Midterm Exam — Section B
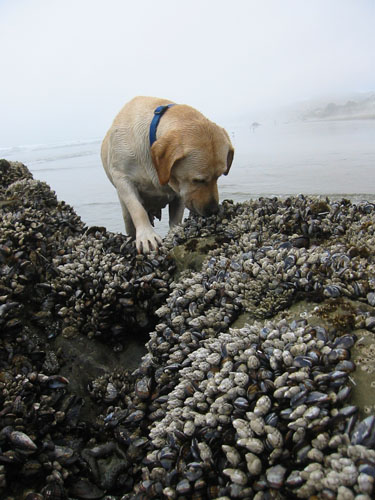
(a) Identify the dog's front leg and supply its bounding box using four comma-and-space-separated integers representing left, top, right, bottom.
114, 176, 162, 253
169, 196, 185, 228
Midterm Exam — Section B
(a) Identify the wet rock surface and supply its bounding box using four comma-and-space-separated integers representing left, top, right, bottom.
1, 159, 375, 499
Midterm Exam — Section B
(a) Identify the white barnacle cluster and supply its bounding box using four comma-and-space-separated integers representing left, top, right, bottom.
143, 315, 374, 498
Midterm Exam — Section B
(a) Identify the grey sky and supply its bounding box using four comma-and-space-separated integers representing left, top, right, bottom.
1, 0, 374, 146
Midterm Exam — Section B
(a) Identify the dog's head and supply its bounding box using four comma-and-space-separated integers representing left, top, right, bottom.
151, 123, 234, 216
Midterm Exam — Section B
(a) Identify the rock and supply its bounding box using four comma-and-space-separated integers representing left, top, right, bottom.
1, 161, 375, 499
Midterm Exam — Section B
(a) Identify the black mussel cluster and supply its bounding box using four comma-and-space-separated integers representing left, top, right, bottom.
0, 160, 176, 345
49, 231, 175, 343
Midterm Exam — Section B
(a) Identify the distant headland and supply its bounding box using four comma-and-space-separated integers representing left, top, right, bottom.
301, 93, 375, 121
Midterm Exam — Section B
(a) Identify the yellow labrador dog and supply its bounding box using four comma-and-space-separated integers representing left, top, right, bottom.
101, 96, 234, 253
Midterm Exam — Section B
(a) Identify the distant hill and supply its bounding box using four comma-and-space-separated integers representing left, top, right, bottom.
302, 93, 375, 121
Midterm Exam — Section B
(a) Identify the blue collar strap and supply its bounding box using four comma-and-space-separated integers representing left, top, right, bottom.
149, 104, 176, 147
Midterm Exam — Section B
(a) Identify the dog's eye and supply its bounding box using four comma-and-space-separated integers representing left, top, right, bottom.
193, 178, 207, 184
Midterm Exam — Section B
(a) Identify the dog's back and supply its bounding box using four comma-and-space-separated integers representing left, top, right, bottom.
101, 96, 174, 186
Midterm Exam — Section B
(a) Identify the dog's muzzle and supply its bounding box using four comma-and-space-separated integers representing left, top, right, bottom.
188, 199, 219, 217
202, 200, 219, 217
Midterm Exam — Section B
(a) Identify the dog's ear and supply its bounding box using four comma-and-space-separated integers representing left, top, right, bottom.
151, 132, 184, 185
224, 148, 234, 176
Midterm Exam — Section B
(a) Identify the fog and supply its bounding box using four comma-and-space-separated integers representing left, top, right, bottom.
1, 0, 374, 146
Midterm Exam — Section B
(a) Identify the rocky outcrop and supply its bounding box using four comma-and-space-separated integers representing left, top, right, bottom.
302, 94, 375, 121
1, 159, 375, 499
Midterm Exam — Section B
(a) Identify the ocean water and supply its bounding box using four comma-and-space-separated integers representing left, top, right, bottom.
1, 118, 375, 236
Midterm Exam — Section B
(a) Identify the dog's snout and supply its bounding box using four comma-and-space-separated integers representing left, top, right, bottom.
204, 200, 219, 216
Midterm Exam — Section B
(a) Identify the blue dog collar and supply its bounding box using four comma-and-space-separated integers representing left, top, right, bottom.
149, 104, 176, 147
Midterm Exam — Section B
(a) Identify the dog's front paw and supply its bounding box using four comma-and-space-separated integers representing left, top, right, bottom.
136, 227, 162, 254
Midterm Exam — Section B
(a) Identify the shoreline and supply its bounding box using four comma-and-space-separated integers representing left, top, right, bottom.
302, 114, 375, 122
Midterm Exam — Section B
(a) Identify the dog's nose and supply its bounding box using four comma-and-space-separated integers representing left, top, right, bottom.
204, 200, 219, 216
